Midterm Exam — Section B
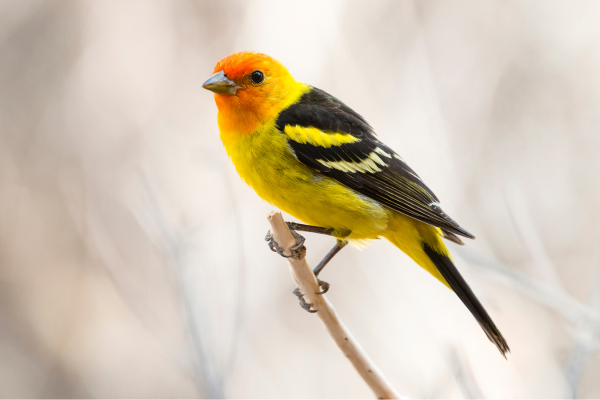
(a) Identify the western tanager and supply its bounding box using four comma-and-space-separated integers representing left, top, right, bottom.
203, 51, 509, 357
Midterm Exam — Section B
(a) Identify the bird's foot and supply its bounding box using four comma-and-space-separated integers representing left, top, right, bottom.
265, 227, 306, 259
292, 278, 329, 313
265, 221, 333, 313
292, 287, 317, 313
316, 278, 330, 295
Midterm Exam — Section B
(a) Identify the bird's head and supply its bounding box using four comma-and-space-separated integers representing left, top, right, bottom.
203, 52, 306, 136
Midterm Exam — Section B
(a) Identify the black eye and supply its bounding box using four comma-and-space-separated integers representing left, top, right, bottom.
250, 70, 264, 84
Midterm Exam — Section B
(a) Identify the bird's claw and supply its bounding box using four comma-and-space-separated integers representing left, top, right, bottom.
265, 230, 291, 258
316, 278, 330, 295
265, 226, 306, 260
289, 232, 306, 251
292, 278, 329, 312
292, 287, 318, 313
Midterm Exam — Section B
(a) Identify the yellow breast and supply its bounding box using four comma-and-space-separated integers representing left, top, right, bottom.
220, 120, 391, 240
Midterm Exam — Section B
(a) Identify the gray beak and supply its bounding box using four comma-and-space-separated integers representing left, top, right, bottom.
202, 70, 240, 95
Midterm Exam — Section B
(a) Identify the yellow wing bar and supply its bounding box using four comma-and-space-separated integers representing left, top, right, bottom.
284, 125, 360, 148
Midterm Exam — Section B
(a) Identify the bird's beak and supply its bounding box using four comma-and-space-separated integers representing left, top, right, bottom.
202, 70, 240, 95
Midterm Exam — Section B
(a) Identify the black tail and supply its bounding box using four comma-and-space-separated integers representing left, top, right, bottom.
423, 244, 510, 357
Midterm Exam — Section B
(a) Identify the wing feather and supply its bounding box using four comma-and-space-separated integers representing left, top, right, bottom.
276, 87, 474, 239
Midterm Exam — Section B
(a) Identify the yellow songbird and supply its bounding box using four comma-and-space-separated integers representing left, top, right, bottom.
203, 51, 509, 357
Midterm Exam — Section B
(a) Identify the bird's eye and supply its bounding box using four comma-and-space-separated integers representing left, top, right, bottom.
250, 70, 264, 84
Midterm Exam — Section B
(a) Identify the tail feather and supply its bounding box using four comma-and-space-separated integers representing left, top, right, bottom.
384, 212, 510, 357
423, 243, 510, 357
441, 229, 465, 246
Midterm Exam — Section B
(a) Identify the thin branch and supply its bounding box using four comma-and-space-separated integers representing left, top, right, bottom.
266, 211, 400, 399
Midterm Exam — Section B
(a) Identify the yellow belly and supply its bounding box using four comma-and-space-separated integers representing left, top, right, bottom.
221, 122, 391, 240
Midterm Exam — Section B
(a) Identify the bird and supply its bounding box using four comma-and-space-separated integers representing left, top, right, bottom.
202, 51, 509, 357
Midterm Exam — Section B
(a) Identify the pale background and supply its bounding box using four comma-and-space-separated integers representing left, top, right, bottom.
1, 0, 600, 398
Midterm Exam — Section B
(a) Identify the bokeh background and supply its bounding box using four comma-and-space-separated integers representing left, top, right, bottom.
1, 0, 600, 398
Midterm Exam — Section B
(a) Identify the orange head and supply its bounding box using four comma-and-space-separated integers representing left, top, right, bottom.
203, 52, 306, 137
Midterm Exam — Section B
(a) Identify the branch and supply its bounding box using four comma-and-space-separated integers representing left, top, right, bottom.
266, 211, 400, 399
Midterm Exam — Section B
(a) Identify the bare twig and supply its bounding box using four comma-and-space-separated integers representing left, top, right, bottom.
266, 211, 400, 399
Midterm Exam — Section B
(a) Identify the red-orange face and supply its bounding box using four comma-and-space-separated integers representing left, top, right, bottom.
212, 52, 279, 88
203, 52, 305, 137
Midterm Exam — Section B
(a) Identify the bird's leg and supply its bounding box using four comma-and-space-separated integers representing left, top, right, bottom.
286, 222, 335, 236
312, 239, 348, 294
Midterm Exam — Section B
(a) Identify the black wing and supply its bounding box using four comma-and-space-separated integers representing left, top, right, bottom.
276, 86, 474, 239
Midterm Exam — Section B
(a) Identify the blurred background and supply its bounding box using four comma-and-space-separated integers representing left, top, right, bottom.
1, 0, 599, 398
